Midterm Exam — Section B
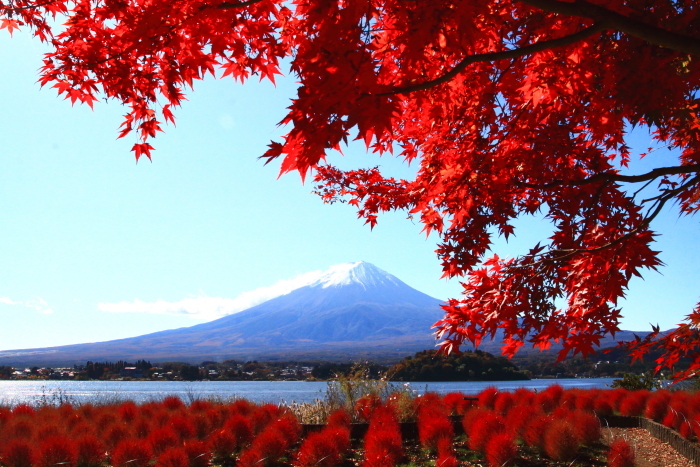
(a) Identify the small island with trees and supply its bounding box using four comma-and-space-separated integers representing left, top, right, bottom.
387, 349, 529, 382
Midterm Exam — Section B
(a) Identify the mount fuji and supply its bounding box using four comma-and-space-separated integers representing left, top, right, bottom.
0, 262, 449, 365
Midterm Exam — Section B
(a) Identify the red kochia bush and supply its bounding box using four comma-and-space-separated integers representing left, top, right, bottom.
12, 404, 35, 417
363, 429, 403, 467
222, 414, 254, 449
205, 408, 225, 432
0, 408, 12, 437
443, 392, 469, 415
593, 398, 614, 417
363, 406, 403, 467
209, 429, 237, 461
477, 387, 499, 409
111, 439, 153, 467
152, 408, 172, 428
327, 409, 352, 428
251, 404, 282, 434
190, 400, 213, 412
663, 409, 681, 430
229, 399, 254, 417
6, 420, 34, 440
76, 435, 106, 467
118, 401, 138, 422
645, 391, 671, 422
269, 414, 301, 448
418, 414, 453, 452
193, 414, 212, 440
436, 437, 457, 467
70, 421, 94, 438
105, 424, 133, 450
417, 400, 453, 453
1, 439, 35, 467
36, 424, 63, 441
247, 426, 290, 462
183, 440, 211, 467
574, 392, 595, 413
543, 419, 578, 462
607, 438, 635, 467
619, 391, 650, 417
493, 392, 514, 415
134, 419, 152, 439
170, 414, 196, 440
413, 392, 443, 413
511, 388, 535, 408
95, 413, 117, 433
155, 447, 189, 467
571, 411, 601, 447
236, 448, 265, 467
239, 417, 299, 467
162, 396, 185, 411
36, 436, 78, 467
237, 425, 290, 467
462, 407, 489, 436
505, 406, 542, 441
468, 410, 505, 453
560, 391, 578, 411
77, 404, 96, 421
535, 385, 563, 413
668, 393, 692, 426
524, 417, 549, 449
692, 414, 700, 441
680, 420, 694, 440
355, 395, 382, 422
485, 432, 517, 467
607, 389, 629, 413
148, 427, 180, 455
294, 427, 350, 467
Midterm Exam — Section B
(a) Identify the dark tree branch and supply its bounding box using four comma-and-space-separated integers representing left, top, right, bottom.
379, 24, 605, 96
517, 163, 700, 189
551, 175, 700, 258
218, 0, 264, 9
520, 0, 700, 56
2, 0, 59, 13
513, 175, 700, 269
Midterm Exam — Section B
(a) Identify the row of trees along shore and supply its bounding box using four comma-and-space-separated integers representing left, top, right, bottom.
2, 347, 676, 381
2, 0, 700, 379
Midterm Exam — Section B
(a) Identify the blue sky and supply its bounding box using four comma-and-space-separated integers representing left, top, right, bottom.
0, 29, 697, 353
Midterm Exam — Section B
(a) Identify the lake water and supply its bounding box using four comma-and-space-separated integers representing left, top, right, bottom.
0, 378, 616, 406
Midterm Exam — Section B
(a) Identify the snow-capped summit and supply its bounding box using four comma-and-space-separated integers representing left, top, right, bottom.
308, 261, 402, 289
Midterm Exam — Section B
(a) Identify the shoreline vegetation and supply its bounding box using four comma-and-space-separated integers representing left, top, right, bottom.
0, 347, 664, 382
0, 378, 697, 467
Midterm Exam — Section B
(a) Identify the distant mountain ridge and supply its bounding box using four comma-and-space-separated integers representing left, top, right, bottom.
0, 262, 447, 365
0, 261, 655, 366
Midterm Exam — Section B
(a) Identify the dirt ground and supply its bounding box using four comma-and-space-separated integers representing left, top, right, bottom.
601, 427, 695, 467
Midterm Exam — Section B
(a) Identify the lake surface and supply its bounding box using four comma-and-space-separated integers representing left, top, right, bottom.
0, 378, 616, 406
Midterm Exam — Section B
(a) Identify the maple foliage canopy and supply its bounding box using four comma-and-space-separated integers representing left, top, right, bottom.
4, 0, 700, 376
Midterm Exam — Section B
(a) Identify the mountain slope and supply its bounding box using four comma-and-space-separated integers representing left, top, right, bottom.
0, 262, 447, 365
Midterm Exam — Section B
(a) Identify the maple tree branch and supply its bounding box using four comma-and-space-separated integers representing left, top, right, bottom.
518, 163, 700, 189
379, 24, 605, 96
519, 0, 700, 56
2, 0, 58, 13
217, 0, 264, 9
524, 175, 700, 266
